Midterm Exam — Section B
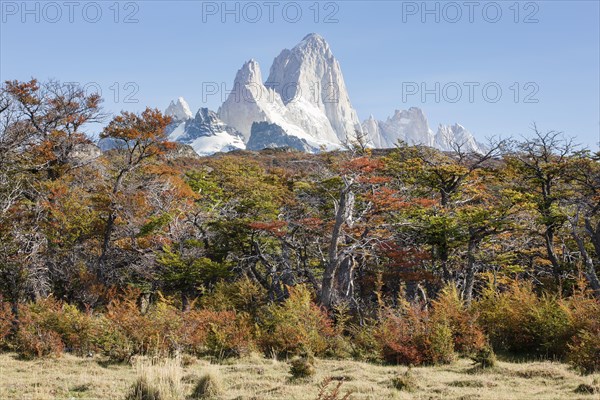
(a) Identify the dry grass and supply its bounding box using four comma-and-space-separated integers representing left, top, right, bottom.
126, 357, 184, 400
0, 352, 599, 400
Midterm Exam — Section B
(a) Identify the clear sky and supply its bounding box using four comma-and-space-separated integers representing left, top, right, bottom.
1, 1, 599, 148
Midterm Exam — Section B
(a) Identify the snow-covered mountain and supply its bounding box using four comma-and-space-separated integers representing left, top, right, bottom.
218, 33, 361, 150
247, 121, 314, 152
166, 33, 485, 156
362, 109, 484, 153
166, 106, 245, 156
165, 97, 193, 122
265, 33, 362, 143
434, 123, 487, 154
362, 108, 434, 148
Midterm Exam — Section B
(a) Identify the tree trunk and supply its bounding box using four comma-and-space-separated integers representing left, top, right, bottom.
181, 292, 190, 312
544, 227, 562, 286
98, 168, 130, 281
320, 180, 353, 309
464, 236, 479, 305
335, 255, 356, 306
572, 220, 600, 298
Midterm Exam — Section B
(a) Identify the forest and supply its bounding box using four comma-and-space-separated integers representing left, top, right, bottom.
1, 79, 599, 382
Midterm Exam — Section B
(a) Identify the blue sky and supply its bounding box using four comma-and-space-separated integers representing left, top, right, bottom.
1, 1, 599, 148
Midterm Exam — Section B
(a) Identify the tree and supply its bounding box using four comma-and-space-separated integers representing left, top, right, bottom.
98, 108, 173, 281
509, 126, 576, 288
387, 140, 504, 291
157, 244, 229, 311
0, 80, 103, 310
566, 151, 600, 297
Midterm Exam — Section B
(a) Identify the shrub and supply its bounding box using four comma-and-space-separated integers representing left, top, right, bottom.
99, 292, 184, 361
432, 285, 486, 354
201, 278, 267, 318
190, 368, 224, 399
289, 353, 316, 379
391, 368, 417, 392
48, 303, 100, 356
568, 327, 600, 374
15, 301, 65, 358
259, 285, 335, 357
375, 302, 455, 366
347, 321, 383, 363
424, 320, 455, 365
181, 309, 254, 358
475, 282, 571, 357
0, 299, 13, 347
100, 293, 155, 361
470, 345, 496, 369
126, 358, 184, 400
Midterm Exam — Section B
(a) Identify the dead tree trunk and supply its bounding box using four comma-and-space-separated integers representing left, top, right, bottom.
320, 178, 354, 309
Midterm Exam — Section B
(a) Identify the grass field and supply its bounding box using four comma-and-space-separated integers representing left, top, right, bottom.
0, 352, 598, 400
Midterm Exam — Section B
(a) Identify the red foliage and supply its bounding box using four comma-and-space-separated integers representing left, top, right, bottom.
341, 157, 385, 175
0, 299, 13, 346
249, 220, 288, 237
180, 309, 254, 357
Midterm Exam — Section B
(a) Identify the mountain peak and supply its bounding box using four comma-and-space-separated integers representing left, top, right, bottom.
293, 33, 332, 56
235, 59, 263, 85
165, 97, 193, 121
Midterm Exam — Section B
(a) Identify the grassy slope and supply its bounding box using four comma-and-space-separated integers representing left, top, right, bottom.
0, 353, 598, 400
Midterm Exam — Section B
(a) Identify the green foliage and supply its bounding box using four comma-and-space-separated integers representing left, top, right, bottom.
138, 213, 172, 237
569, 327, 600, 374
15, 299, 66, 358
432, 285, 486, 354
476, 282, 572, 357
201, 277, 267, 317
259, 285, 335, 357
347, 321, 383, 363
157, 244, 230, 305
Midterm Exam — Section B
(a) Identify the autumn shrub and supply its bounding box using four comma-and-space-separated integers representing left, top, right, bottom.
6, 297, 101, 357
15, 300, 65, 358
99, 292, 183, 361
563, 290, 600, 373
0, 299, 13, 347
201, 277, 268, 318
181, 309, 254, 358
375, 302, 455, 366
475, 282, 571, 357
46, 303, 101, 356
259, 285, 335, 357
432, 285, 486, 355
568, 326, 600, 374
563, 287, 600, 333
347, 321, 383, 363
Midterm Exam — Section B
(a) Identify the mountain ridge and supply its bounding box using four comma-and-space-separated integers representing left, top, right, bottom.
166, 33, 484, 156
